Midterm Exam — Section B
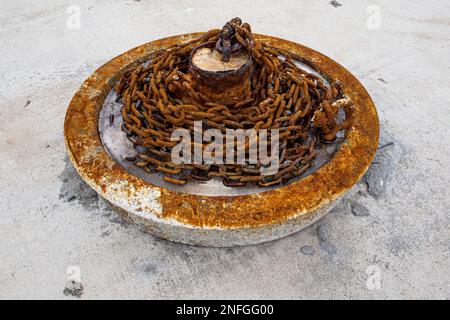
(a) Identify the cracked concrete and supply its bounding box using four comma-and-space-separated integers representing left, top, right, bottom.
0, 0, 449, 299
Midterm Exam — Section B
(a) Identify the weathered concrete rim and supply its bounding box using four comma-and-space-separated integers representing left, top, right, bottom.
64, 32, 379, 246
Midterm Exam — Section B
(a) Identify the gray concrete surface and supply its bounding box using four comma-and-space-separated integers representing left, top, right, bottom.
0, 0, 449, 299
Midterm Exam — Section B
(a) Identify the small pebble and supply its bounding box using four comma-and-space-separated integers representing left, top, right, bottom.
329, 0, 342, 8
316, 224, 330, 241
351, 202, 370, 217
63, 267, 83, 298
300, 245, 315, 256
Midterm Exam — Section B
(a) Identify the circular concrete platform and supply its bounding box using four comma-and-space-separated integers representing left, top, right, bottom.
64, 33, 379, 247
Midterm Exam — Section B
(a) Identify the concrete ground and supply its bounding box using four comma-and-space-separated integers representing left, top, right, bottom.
0, 0, 449, 299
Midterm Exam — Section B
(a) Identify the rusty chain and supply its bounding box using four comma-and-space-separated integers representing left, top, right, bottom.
114, 18, 353, 187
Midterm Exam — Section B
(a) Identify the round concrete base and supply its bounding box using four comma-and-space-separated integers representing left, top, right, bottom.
64, 33, 379, 247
